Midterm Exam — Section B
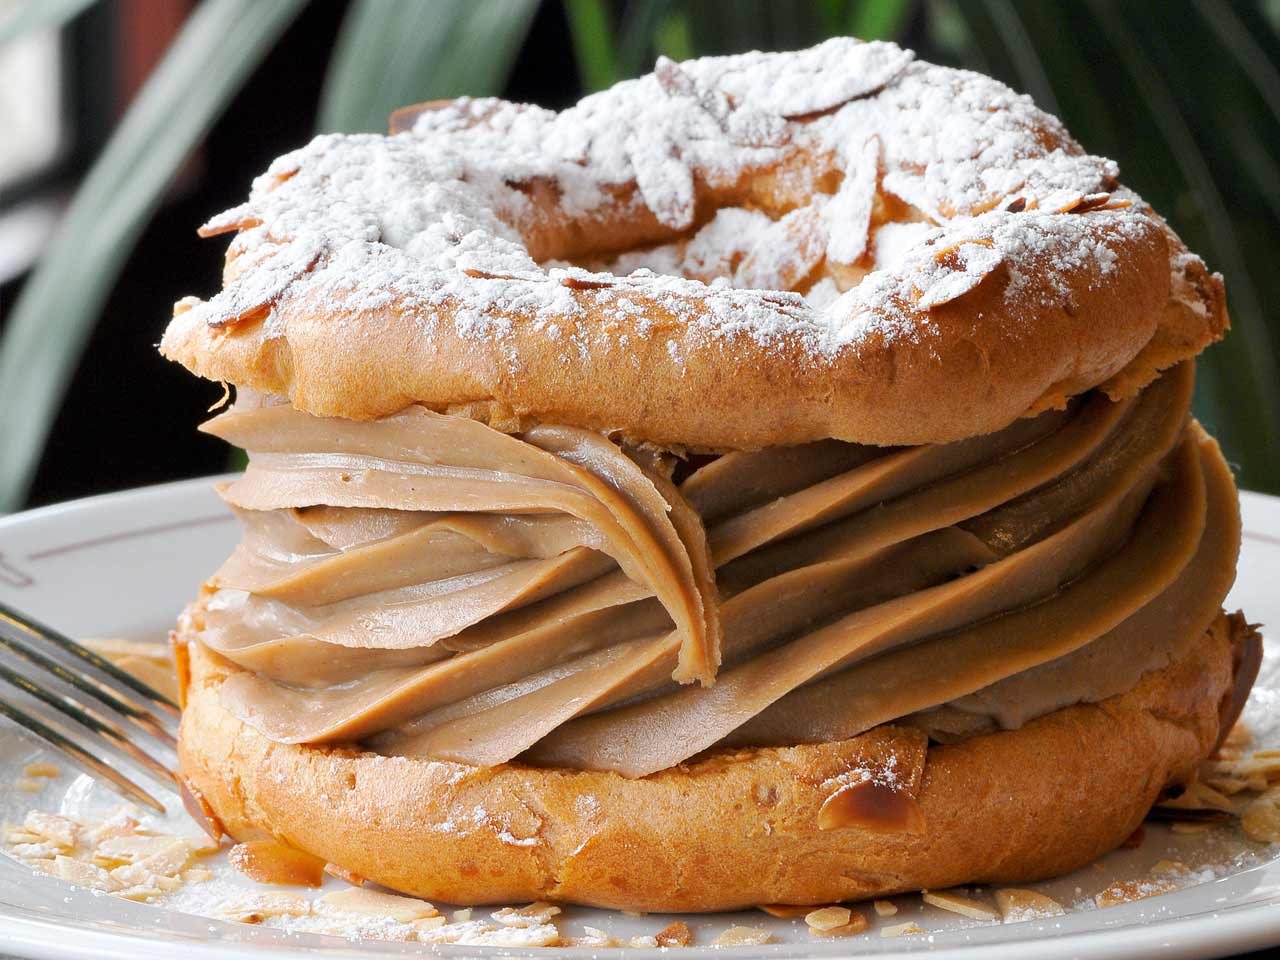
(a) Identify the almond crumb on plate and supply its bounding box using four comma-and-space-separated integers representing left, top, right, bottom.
873, 899, 898, 917
994, 888, 1066, 922
922, 889, 1000, 920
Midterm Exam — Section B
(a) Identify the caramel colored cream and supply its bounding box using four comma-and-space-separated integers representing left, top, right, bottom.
191, 362, 1238, 777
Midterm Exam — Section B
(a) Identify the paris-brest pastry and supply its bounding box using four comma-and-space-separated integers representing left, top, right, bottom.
161, 39, 1258, 910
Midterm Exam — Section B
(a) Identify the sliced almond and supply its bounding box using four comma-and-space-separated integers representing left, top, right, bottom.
491, 902, 561, 927
1096, 878, 1179, 908
95, 834, 185, 865
110, 840, 193, 886
23, 763, 61, 778
994, 888, 1065, 922
923, 889, 999, 920
805, 905, 852, 931
873, 899, 898, 917
54, 855, 121, 892
216, 891, 312, 922
318, 886, 438, 921
117, 885, 163, 902
451, 907, 473, 922
810, 909, 868, 938
15, 778, 43, 793
1242, 788, 1280, 843
24, 812, 79, 849
713, 925, 773, 946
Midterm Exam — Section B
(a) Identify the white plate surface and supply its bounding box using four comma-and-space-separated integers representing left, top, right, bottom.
0, 476, 1277, 960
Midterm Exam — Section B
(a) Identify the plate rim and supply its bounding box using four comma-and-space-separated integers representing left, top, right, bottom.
0, 476, 1277, 960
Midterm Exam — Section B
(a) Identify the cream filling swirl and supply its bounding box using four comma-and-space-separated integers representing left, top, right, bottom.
190, 361, 1239, 776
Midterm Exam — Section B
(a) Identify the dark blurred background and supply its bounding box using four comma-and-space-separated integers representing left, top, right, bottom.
1, 0, 1278, 512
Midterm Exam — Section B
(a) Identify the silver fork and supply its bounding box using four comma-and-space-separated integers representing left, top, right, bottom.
0, 600, 180, 812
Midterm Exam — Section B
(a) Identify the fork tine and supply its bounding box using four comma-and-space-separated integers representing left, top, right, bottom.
0, 699, 165, 812
0, 601, 180, 716
0, 620, 177, 747
0, 663, 176, 786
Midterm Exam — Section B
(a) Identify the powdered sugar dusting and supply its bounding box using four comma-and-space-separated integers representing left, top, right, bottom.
173, 37, 1193, 365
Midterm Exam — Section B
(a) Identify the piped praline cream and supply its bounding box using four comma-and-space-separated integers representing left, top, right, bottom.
187, 361, 1239, 777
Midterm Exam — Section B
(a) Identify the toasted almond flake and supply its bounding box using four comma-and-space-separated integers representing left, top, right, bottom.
922, 889, 999, 920
412, 916, 447, 932
110, 840, 193, 886
656, 920, 693, 947
4, 830, 43, 845
318, 885, 438, 921
805, 905, 852, 930
451, 907, 473, 922
881, 921, 926, 937
1095, 878, 1179, 908
1160, 780, 1236, 813
466, 923, 560, 947
15, 778, 43, 793
95, 834, 185, 864
873, 899, 898, 917
811, 910, 868, 938
1242, 788, 1280, 843
994, 888, 1065, 922
22, 763, 61, 778
713, 925, 773, 946
1150, 859, 1190, 877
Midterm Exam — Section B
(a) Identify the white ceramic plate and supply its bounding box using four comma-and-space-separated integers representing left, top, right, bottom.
0, 476, 1277, 960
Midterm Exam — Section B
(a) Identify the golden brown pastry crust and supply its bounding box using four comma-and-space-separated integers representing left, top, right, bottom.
159, 43, 1227, 451
177, 609, 1247, 912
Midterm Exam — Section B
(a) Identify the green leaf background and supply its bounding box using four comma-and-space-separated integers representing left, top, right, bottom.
2, 0, 1277, 510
